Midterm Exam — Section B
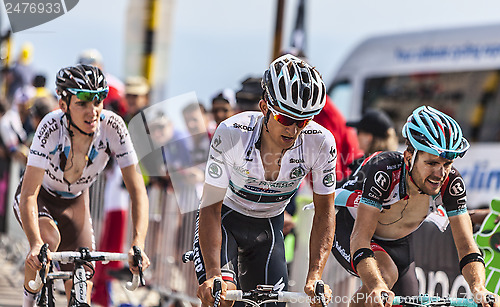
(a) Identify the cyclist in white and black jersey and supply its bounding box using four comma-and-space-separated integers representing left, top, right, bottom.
194, 55, 336, 307
331, 106, 498, 307
13, 64, 150, 307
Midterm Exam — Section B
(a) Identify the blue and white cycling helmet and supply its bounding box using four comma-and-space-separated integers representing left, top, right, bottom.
262, 54, 326, 119
402, 106, 469, 160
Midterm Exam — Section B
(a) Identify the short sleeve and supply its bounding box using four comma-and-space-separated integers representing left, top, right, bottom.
105, 113, 139, 168
204, 123, 233, 189
442, 167, 468, 217
359, 154, 396, 211
27, 113, 60, 169
311, 130, 337, 195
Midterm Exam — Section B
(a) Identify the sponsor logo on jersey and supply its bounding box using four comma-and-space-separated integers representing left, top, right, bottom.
233, 123, 254, 131
370, 186, 382, 198
211, 135, 222, 154
374, 171, 390, 191
76, 173, 99, 185
289, 158, 305, 164
106, 116, 128, 145
246, 178, 295, 188
233, 165, 249, 175
323, 173, 335, 187
208, 162, 223, 179
29, 149, 48, 159
210, 155, 225, 165
290, 166, 305, 179
115, 152, 130, 159
98, 140, 106, 150
301, 129, 323, 135
244, 185, 280, 193
37, 118, 58, 148
449, 177, 466, 197
323, 167, 335, 174
327, 146, 337, 163
45, 169, 63, 184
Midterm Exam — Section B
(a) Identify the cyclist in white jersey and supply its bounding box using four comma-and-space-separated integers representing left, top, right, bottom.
194, 54, 336, 307
13, 64, 150, 307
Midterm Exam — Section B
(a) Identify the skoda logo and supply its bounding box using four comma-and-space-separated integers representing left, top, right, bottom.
290, 166, 305, 179
208, 163, 222, 179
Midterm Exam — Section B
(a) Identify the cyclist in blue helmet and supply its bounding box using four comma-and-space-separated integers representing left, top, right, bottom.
331, 106, 497, 307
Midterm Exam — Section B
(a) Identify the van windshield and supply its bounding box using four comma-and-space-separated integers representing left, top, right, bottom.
362, 70, 500, 143
329, 81, 352, 118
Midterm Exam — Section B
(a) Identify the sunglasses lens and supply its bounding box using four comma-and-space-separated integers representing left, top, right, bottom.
440, 152, 459, 160
70, 89, 108, 101
274, 114, 311, 128
274, 114, 295, 126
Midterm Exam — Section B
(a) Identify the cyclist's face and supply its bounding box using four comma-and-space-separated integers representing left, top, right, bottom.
260, 100, 307, 149
62, 95, 103, 134
406, 151, 453, 195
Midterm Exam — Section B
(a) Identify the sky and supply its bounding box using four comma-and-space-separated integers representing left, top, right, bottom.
2, 0, 500, 116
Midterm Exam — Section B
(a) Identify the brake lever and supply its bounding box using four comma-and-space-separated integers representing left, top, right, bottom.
132, 246, 145, 286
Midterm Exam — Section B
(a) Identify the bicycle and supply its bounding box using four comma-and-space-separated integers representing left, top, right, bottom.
182, 250, 328, 306
28, 243, 145, 307
381, 292, 496, 307
210, 278, 327, 307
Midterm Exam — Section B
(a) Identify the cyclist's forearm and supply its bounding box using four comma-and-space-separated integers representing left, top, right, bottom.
462, 261, 487, 294
130, 192, 149, 249
199, 201, 223, 278
21, 197, 44, 248
307, 194, 335, 281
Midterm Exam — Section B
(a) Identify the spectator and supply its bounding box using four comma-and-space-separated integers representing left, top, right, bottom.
78, 48, 128, 118
28, 96, 58, 140
124, 76, 150, 123
5, 42, 35, 103
211, 89, 236, 126
235, 76, 262, 111
345, 108, 398, 173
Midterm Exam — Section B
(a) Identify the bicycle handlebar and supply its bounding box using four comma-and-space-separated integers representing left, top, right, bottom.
224, 290, 308, 302
28, 247, 144, 292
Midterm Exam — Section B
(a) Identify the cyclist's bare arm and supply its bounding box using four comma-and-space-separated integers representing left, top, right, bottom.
305, 192, 335, 303
350, 203, 393, 301
121, 164, 150, 272
449, 214, 498, 307
19, 165, 48, 270
198, 183, 230, 307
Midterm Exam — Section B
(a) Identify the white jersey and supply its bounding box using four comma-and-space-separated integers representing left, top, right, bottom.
27, 109, 138, 198
205, 111, 337, 218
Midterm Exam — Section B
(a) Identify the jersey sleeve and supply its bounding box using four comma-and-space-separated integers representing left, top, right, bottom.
105, 113, 139, 168
204, 123, 233, 189
441, 167, 468, 217
27, 113, 60, 169
359, 153, 396, 211
311, 130, 337, 195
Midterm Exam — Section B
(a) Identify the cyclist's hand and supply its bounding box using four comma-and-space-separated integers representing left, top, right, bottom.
304, 280, 332, 307
197, 277, 233, 307
367, 287, 393, 307
474, 289, 498, 307
25, 243, 46, 271
128, 247, 151, 274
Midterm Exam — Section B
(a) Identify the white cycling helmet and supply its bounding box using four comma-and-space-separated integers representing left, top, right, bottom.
262, 54, 326, 119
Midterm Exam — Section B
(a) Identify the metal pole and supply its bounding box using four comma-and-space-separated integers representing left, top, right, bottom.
272, 0, 285, 61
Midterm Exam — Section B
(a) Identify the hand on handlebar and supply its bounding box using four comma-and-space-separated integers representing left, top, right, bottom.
197, 276, 233, 307
304, 280, 332, 307
473, 290, 498, 307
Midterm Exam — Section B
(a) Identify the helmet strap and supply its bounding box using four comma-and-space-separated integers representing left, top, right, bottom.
64, 109, 94, 137
264, 110, 271, 133
406, 149, 424, 194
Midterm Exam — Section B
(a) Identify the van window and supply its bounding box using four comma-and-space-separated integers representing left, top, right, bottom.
329, 81, 352, 118
362, 70, 500, 143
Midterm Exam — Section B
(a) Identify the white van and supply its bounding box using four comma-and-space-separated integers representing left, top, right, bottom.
328, 23, 500, 209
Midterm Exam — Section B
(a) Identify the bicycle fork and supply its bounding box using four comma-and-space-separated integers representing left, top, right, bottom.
72, 259, 90, 306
